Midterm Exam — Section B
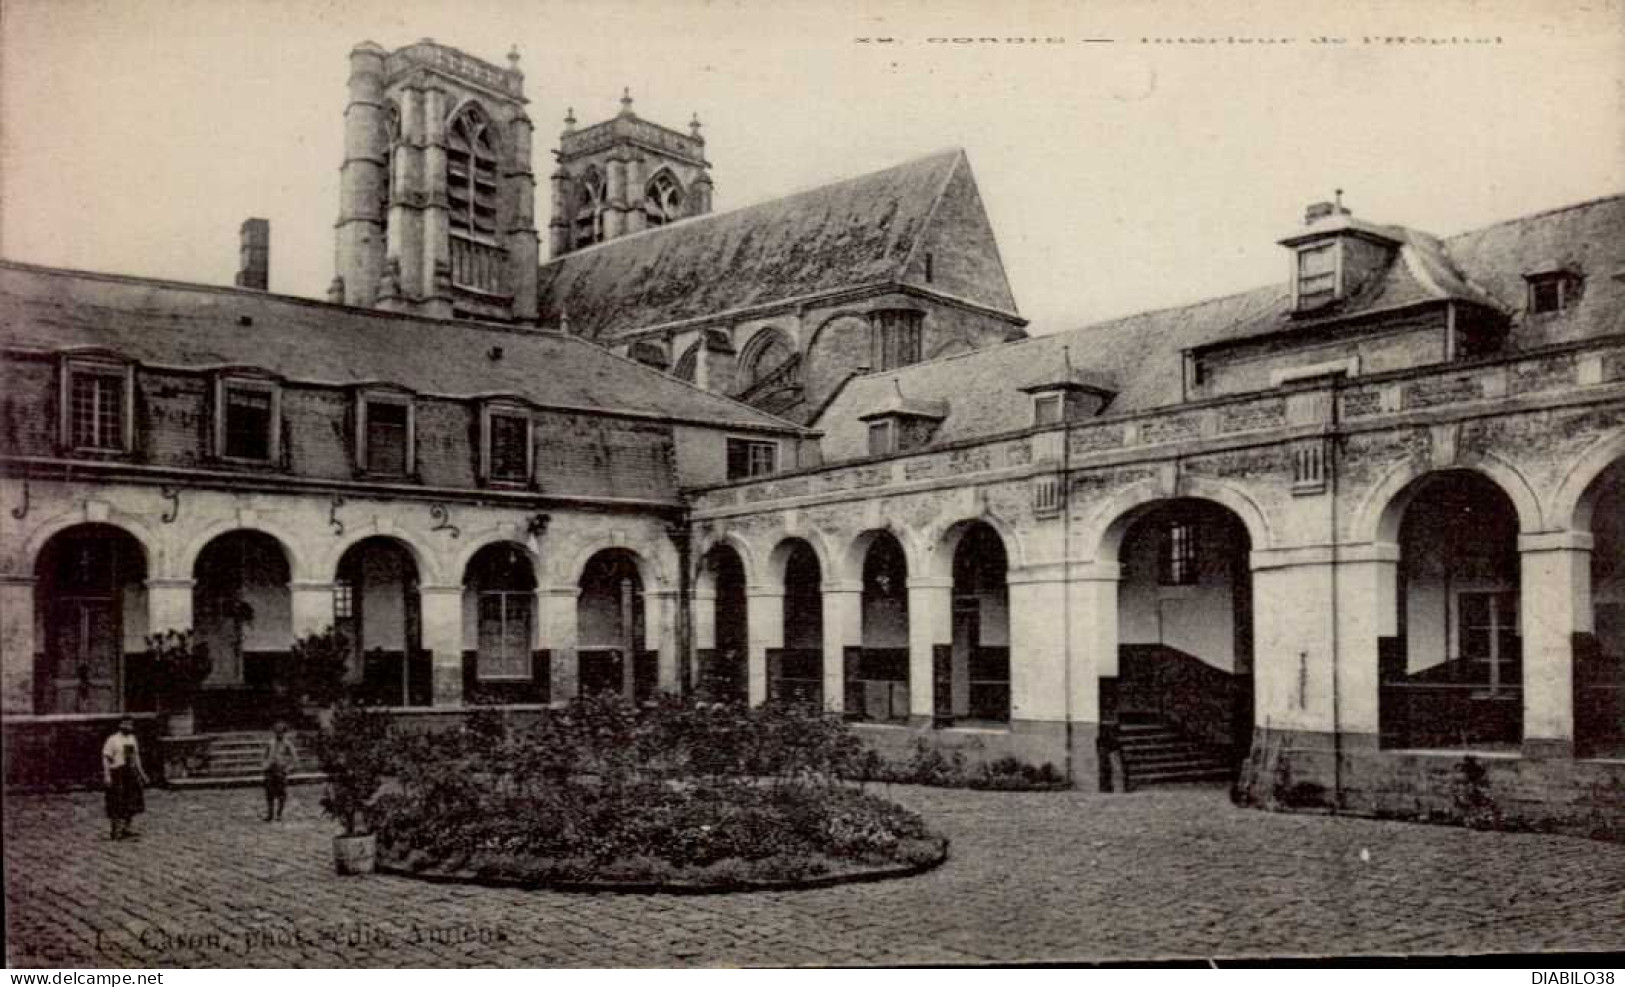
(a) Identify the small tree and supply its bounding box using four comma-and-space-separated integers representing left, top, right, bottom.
290, 625, 350, 707
144, 629, 212, 712
313, 703, 392, 836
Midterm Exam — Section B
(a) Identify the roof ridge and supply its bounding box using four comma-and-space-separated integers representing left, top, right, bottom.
1442, 191, 1625, 243
540, 147, 966, 268
896, 149, 965, 282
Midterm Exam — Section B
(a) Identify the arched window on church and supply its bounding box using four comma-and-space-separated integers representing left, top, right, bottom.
446, 108, 498, 241
644, 170, 685, 228
745, 330, 795, 387
574, 167, 607, 249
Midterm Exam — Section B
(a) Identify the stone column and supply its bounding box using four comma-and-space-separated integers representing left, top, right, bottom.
1006, 566, 1068, 724
745, 585, 784, 706
647, 588, 681, 694
625, 157, 647, 233
0, 576, 37, 714
289, 581, 337, 638
1332, 543, 1399, 738
540, 586, 579, 703
420, 87, 451, 318
417, 585, 463, 706
822, 580, 862, 714
506, 112, 540, 323
906, 576, 952, 723
1519, 531, 1591, 759
1250, 550, 1338, 737
604, 156, 628, 240
337, 42, 388, 307
146, 577, 195, 635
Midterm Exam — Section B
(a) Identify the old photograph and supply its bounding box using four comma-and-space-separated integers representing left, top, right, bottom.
2, 0, 1623, 969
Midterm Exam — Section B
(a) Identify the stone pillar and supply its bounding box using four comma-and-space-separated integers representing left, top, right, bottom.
418, 585, 463, 706
625, 157, 647, 233
540, 586, 579, 703
822, 581, 862, 714
0, 576, 37, 714
548, 166, 573, 260
337, 42, 388, 307
906, 576, 952, 723
648, 588, 681, 694
693, 172, 714, 216
1250, 551, 1337, 737
289, 581, 337, 638
604, 156, 627, 240
386, 85, 426, 305
745, 585, 784, 706
506, 112, 540, 324
420, 87, 452, 318
1519, 531, 1590, 758
146, 578, 195, 635
1332, 543, 1399, 738
1006, 566, 1068, 724
1065, 562, 1118, 727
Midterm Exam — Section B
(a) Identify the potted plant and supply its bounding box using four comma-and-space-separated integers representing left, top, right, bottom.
144, 629, 213, 737
290, 625, 351, 729
312, 702, 391, 874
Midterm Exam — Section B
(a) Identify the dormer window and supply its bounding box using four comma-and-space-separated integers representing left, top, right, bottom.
60, 357, 134, 454
481, 403, 533, 486
1033, 393, 1063, 426
1296, 243, 1338, 310
1526, 270, 1579, 315
726, 437, 779, 480
215, 376, 280, 464
867, 420, 895, 457
356, 391, 415, 477
870, 309, 923, 370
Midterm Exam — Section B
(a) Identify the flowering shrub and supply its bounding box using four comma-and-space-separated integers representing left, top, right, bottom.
845, 739, 1067, 791
370, 695, 945, 887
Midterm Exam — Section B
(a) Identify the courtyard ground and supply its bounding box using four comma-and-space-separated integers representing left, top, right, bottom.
4, 784, 1622, 967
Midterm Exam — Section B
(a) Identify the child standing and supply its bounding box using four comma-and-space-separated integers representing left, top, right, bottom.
262, 720, 299, 821
101, 717, 148, 840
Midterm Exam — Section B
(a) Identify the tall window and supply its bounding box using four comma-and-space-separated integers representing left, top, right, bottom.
361, 397, 412, 476
1296, 243, 1337, 310
867, 420, 896, 457
478, 591, 533, 678
573, 167, 606, 248
870, 310, 923, 370
726, 437, 779, 480
65, 365, 128, 452
644, 170, 684, 227
218, 380, 277, 463
1159, 520, 1198, 586
1458, 591, 1520, 695
447, 109, 498, 240
484, 407, 532, 484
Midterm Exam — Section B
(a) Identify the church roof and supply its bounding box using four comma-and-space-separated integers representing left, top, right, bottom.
0, 262, 809, 435
811, 192, 1625, 461
537, 148, 1022, 340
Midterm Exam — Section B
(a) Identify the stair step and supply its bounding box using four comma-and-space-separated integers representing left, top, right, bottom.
169, 772, 327, 791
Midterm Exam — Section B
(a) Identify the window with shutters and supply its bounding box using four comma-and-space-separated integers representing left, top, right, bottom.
216, 378, 279, 463
447, 108, 498, 240
358, 393, 413, 477
482, 405, 532, 485
60, 360, 133, 454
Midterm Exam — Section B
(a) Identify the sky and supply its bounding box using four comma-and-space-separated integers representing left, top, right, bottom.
2, 0, 1623, 334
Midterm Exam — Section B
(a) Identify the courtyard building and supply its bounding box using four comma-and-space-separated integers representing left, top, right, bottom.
2, 38, 1622, 833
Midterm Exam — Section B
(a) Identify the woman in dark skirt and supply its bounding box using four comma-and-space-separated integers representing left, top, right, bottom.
101, 717, 148, 840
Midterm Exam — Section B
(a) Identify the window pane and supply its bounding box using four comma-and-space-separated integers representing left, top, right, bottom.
224, 387, 272, 460
489, 414, 529, 481
70, 373, 124, 450
868, 422, 892, 456
1034, 395, 1062, 425
726, 438, 750, 480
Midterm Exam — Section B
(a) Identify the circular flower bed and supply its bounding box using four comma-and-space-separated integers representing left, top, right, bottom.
362, 698, 949, 891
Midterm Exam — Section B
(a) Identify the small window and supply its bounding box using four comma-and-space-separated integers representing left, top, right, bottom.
484, 408, 532, 484
1526, 272, 1578, 315
361, 397, 412, 476
1033, 393, 1063, 426
1297, 243, 1337, 310
63, 363, 130, 452
726, 437, 779, 480
219, 380, 277, 462
870, 310, 924, 370
868, 420, 896, 457
332, 580, 354, 621
1159, 520, 1198, 586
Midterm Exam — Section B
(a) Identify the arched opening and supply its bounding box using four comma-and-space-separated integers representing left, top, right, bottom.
850, 532, 909, 722
572, 167, 606, 249
462, 542, 543, 704
1380, 471, 1523, 750
336, 537, 427, 707
577, 549, 651, 701
770, 539, 823, 705
33, 524, 148, 714
1575, 458, 1625, 757
697, 544, 748, 703
942, 522, 1009, 725
673, 342, 699, 383
192, 531, 293, 720
644, 169, 685, 227
1116, 499, 1254, 778
446, 107, 498, 240
629, 339, 670, 372
735, 329, 801, 413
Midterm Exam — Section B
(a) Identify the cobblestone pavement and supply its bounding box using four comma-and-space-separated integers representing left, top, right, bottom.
5, 784, 1624, 967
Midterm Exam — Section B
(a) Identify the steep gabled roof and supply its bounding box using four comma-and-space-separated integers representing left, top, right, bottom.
537, 149, 1022, 340
0, 262, 810, 435
811, 193, 1625, 462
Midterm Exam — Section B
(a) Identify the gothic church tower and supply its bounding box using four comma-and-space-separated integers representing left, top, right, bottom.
333, 40, 539, 323
548, 91, 713, 257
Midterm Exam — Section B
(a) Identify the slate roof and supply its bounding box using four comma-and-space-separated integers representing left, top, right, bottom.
537, 149, 1015, 340
0, 262, 810, 435
813, 193, 1625, 461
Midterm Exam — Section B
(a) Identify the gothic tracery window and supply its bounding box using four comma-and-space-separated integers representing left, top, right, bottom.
447, 108, 498, 240
573, 167, 607, 248
644, 170, 684, 228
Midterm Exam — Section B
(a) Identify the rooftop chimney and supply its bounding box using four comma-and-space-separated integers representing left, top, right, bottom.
236, 218, 269, 291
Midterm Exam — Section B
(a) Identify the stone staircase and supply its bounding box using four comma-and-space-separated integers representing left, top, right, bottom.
1117, 712, 1235, 788
165, 731, 325, 790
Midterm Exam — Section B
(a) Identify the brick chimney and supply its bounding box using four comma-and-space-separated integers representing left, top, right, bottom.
236, 218, 269, 291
